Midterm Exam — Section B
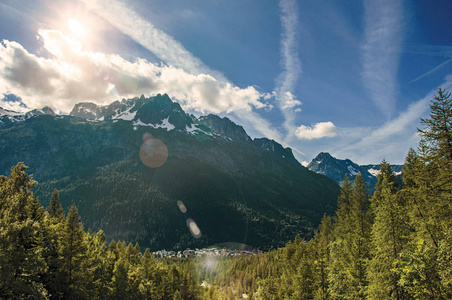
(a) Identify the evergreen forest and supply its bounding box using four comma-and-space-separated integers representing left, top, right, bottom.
1, 89, 451, 299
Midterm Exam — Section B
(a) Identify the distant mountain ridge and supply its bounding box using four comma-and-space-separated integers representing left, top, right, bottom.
307, 152, 403, 190
0, 105, 55, 122
0, 94, 338, 250
70, 94, 296, 161
2, 94, 297, 163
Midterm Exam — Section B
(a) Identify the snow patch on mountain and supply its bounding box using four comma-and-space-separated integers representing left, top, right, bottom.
185, 124, 197, 134
185, 124, 213, 136
112, 108, 137, 121
156, 117, 175, 131
0, 107, 23, 117
368, 168, 380, 176
347, 165, 358, 176
133, 117, 175, 131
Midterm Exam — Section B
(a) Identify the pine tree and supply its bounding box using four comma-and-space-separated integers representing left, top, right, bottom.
136, 248, 157, 298
111, 258, 130, 299
84, 230, 110, 300
402, 148, 418, 189
415, 88, 452, 241
419, 88, 452, 161
60, 204, 87, 299
328, 177, 353, 299
438, 228, 452, 298
313, 215, 333, 300
397, 89, 452, 299
367, 161, 410, 299
349, 173, 372, 299
0, 163, 48, 299
329, 174, 372, 299
47, 188, 64, 220
335, 175, 353, 236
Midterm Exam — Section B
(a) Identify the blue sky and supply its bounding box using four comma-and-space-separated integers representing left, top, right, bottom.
0, 0, 451, 164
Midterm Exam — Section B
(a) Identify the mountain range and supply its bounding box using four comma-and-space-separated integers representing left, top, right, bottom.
0, 94, 340, 251
307, 152, 403, 190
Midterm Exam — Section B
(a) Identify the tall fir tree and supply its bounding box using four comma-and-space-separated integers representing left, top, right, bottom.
397, 89, 452, 299
42, 189, 66, 299
367, 161, 410, 299
47, 188, 64, 221
0, 163, 48, 299
329, 173, 372, 300
313, 215, 333, 300
418, 88, 452, 161
60, 204, 87, 299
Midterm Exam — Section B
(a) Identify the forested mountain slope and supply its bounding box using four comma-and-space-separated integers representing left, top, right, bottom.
0, 94, 340, 250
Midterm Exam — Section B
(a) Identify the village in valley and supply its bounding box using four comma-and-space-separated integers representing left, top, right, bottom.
152, 247, 263, 258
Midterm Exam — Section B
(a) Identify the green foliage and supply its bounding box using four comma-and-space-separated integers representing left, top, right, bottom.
0, 163, 48, 299
329, 173, 372, 299
398, 240, 443, 299
0, 163, 202, 299
367, 162, 410, 299
47, 188, 64, 220
419, 88, 452, 161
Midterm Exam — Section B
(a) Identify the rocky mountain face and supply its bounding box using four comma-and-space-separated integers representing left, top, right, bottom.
0, 94, 340, 251
307, 152, 403, 190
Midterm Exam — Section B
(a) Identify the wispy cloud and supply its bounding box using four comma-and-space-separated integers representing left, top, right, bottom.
335, 78, 452, 164
408, 58, 452, 85
295, 122, 338, 140
361, 0, 404, 119
275, 0, 302, 138
80, 0, 221, 79
405, 45, 452, 58
276, 0, 301, 103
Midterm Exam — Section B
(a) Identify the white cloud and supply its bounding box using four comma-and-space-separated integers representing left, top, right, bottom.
362, 0, 404, 119
295, 122, 338, 140
0, 31, 268, 114
281, 91, 302, 109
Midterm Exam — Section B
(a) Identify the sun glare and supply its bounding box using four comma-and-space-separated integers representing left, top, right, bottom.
67, 18, 86, 36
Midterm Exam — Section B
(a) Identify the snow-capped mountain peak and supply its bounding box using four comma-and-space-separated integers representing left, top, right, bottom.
307, 152, 404, 190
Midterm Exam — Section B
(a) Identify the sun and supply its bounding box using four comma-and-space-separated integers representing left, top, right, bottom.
67, 18, 86, 37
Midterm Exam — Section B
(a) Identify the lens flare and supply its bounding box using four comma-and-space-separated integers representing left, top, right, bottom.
142, 132, 153, 142
177, 200, 187, 213
106, 83, 120, 98
139, 139, 168, 168
186, 218, 202, 238
203, 256, 216, 269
